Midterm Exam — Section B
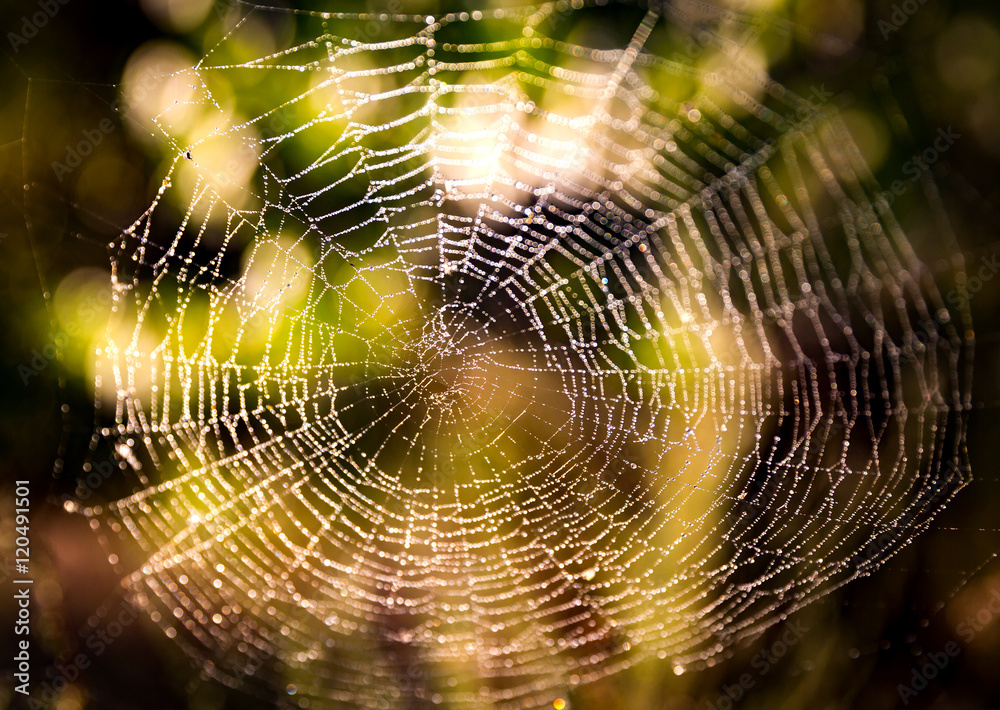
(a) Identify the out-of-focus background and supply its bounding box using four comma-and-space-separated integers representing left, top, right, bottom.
1, 0, 999, 708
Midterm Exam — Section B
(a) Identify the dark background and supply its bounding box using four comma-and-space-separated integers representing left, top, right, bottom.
1, 1, 999, 709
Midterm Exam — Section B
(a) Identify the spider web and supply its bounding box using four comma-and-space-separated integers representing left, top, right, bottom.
66, 1, 971, 707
